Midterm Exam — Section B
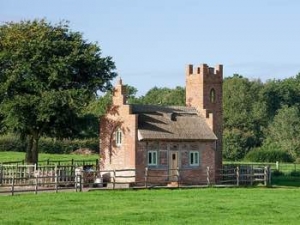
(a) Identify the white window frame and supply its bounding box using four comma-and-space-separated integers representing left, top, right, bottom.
148, 151, 157, 166
116, 128, 122, 146
189, 151, 200, 166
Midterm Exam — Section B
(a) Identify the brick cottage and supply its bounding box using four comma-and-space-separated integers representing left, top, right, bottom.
99, 63, 223, 186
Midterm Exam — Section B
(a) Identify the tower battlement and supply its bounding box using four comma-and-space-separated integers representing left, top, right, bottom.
186, 64, 223, 81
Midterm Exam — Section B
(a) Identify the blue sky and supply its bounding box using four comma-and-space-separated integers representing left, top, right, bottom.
1, 0, 300, 96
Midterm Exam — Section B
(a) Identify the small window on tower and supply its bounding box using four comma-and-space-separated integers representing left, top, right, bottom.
116, 128, 122, 146
210, 88, 216, 103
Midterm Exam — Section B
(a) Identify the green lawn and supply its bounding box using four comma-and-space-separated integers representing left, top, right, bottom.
0, 188, 299, 224
0, 151, 98, 163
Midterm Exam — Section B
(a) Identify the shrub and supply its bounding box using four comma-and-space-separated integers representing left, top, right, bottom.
272, 169, 284, 177
0, 134, 99, 154
290, 170, 300, 177
223, 128, 256, 161
244, 148, 294, 163
38, 138, 99, 154
0, 134, 26, 152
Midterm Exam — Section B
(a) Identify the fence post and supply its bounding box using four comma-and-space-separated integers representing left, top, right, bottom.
206, 166, 210, 186
112, 170, 116, 190
79, 175, 82, 192
177, 167, 180, 188
264, 166, 268, 186
0, 164, 3, 185
268, 166, 272, 185
11, 176, 15, 196
75, 174, 78, 192
250, 165, 253, 186
236, 166, 240, 186
35, 174, 38, 194
145, 167, 148, 188
55, 165, 58, 193
54, 164, 58, 193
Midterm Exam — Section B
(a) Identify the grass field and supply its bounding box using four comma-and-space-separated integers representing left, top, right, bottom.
0, 188, 299, 224
0, 151, 98, 163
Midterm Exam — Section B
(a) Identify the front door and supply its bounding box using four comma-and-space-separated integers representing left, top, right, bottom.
169, 151, 179, 181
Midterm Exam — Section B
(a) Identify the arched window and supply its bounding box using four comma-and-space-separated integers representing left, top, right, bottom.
116, 128, 122, 146
210, 88, 216, 103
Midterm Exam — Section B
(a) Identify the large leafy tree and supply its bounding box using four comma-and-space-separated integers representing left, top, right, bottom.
265, 105, 300, 159
222, 75, 267, 160
0, 19, 117, 164
261, 75, 300, 120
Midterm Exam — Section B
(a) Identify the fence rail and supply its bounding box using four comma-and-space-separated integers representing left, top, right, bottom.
0, 174, 85, 196
0, 164, 272, 195
224, 161, 300, 174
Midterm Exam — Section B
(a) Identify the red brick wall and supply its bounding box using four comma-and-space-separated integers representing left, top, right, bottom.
99, 80, 138, 175
135, 141, 216, 185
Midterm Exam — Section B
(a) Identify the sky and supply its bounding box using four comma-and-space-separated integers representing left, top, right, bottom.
1, 0, 300, 96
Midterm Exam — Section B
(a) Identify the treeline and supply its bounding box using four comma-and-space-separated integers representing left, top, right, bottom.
123, 74, 300, 162
73, 73, 300, 162
222, 74, 300, 162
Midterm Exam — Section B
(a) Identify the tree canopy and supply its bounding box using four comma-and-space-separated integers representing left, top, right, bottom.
0, 19, 117, 164
128, 86, 185, 106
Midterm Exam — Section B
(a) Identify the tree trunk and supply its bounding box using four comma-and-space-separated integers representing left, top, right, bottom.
25, 133, 39, 166
25, 135, 33, 164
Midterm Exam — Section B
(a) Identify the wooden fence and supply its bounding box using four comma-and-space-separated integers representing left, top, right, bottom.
1, 158, 98, 167
0, 165, 100, 195
0, 163, 98, 185
224, 161, 300, 175
0, 164, 271, 195
1, 173, 86, 196
219, 165, 271, 186
144, 165, 271, 187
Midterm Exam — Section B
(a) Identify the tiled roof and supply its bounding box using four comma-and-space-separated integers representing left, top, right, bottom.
130, 104, 217, 141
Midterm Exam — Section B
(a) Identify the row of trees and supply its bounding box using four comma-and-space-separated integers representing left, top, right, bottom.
120, 74, 300, 162
223, 75, 300, 161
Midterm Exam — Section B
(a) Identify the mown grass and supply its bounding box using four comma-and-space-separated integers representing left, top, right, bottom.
0, 188, 299, 224
0, 151, 98, 163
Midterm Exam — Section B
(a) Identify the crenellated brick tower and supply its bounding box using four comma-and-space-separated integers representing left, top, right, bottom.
185, 64, 223, 171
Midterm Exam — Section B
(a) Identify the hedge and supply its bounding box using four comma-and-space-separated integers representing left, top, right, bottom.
0, 134, 98, 154
244, 148, 294, 163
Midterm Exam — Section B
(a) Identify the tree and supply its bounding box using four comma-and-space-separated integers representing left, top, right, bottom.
260, 76, 300, 120
0, 19, 117, 164
223, 128, 256, 161
222, 75, 267, 160
264, 105, 300, 159
133, 86, 185, 106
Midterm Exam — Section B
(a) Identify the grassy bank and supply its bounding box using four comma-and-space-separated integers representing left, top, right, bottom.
0, 188, 299, 224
